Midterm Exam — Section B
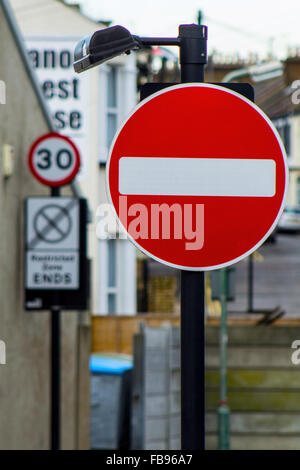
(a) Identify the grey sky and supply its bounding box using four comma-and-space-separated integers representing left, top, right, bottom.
77, 0, 300, 59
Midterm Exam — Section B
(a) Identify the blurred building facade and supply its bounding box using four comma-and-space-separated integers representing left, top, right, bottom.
206, 53, 300, 208
11, 0, 138, 315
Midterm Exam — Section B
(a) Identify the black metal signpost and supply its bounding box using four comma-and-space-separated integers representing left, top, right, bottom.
51, 185, 61, 452
51, 303, 60, 451
25, 185, 89, 450
25, 191, 88, 450
178, 24, 207, 450
25, 134, 88, 450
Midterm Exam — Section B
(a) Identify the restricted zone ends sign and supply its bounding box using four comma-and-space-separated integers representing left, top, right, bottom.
107, 83, 288, 271
25, 197, 89, 310
28, 132, 80, 187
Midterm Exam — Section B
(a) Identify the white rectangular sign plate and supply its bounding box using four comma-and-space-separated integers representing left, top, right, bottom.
25, 197, 80, 290
119, 157, 276, 197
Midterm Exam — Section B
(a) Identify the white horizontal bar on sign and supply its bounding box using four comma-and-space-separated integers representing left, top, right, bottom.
118, 157, 276, 197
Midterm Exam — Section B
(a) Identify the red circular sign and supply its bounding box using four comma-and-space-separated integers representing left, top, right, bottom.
107, 84, 288, 270
28, 132, 81, 187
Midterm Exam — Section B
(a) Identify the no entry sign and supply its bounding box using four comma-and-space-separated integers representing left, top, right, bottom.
107, 83, 288, 270
28, 132, 80, 187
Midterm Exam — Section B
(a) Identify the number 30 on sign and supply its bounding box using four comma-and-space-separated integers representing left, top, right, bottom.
28, 132, 81, 187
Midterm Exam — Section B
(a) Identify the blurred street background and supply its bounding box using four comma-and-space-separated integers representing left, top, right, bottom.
229, 234, 300, 316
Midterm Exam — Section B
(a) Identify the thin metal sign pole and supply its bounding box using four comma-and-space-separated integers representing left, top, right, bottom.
248, 253, 254, 312
179, 24, 208, 450
218, 269, 230, 449
50, 185, 61, 451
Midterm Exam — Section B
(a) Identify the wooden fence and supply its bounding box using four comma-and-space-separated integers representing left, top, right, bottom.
92, 314, 180, 354
91, 314, 300, 354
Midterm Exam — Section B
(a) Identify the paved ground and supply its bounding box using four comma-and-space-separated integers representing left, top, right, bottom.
227, 232, 300, 316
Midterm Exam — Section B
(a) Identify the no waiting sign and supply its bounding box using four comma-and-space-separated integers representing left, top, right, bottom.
25, 197, 79, 289
24, 197, 89, 311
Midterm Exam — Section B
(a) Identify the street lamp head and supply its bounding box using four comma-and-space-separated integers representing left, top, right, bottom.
73, 25, 140, 73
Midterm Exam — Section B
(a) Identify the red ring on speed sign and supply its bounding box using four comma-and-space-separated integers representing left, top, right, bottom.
28, 132, 81, 187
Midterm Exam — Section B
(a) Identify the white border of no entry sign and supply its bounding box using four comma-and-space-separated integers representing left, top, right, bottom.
106, 83, 289, 271
28, 132, 81, 187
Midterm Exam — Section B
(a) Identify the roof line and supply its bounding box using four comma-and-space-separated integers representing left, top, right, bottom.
0, 0, 84, 199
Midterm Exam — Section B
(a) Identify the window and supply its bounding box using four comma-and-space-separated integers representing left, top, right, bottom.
107, 66, 117, 107
107, 239, 117, 287
283, 123, 291, 156
106, 66, 118, 149
107, 113, 117, 149
297, 177, 300, 205
108, 293, 117, 314
98, 238, 137, 315
274, 118, 291, 157
107, 239, 117, 314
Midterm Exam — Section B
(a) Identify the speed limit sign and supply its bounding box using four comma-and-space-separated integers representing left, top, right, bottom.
28, 132, 81, 187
